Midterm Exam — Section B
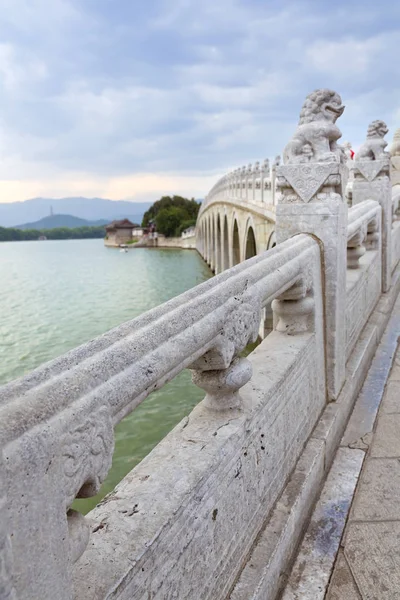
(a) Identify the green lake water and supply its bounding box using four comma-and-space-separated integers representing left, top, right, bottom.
0, 239, 212, 512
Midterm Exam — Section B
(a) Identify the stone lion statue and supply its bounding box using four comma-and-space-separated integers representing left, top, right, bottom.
355, 120, 389, 161
283, 89, 345, 165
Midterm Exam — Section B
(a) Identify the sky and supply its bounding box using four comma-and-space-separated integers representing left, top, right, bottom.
0, 0, 399, 203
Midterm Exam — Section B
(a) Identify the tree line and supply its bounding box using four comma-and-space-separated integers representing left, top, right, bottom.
142, 195, 200, 237
0, 225, 106, 242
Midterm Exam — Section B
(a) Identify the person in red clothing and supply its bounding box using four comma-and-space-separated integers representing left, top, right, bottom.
343, 141, 354, 160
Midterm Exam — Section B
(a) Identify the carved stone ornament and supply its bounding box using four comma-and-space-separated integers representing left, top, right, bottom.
62, 404, 114, 507
355, 120, 389, 161
277, 162, 347, 203
190, 288, 262, 372
354, 157, 390, 182
283, 89, 345, 165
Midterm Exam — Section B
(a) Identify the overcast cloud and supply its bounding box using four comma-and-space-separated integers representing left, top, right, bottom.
0, 0, 399, 202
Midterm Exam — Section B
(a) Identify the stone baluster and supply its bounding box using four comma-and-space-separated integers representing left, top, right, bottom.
241, 166, 246, 200
276, 88, 348, 400
229, 171, 234, 196
190, 289, 262, 410
235, 168, 240, 199
261, 159, 269, 203
246, 163, 252, 202
272, 278, 315, 335
390, 128, 400, 222
366, 217, 380, 250
253, 161, 260, 202
353, 120, 391, 291
347, 225, 367, 269
271, 155, 281, 205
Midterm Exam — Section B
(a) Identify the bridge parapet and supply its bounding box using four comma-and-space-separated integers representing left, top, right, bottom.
2, 90, 400, 600
200, 154, 281, 216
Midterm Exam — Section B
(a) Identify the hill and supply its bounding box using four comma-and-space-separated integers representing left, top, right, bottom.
15, 214, 109, 230
0, 197, 152, 227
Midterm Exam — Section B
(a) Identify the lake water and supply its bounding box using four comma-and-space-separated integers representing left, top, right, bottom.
0, 239, 212, 512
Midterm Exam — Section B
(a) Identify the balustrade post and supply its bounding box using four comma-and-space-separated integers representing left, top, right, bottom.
275, 88, 348, 400
261, 159, 269, 203
246, 164, 252, 203
352, 120, 391, 291
390, 128, 400, 220
241, 166, 246, 201
271, 155, 281, 205
190, 289, 262, 410
347, 227, 367, 269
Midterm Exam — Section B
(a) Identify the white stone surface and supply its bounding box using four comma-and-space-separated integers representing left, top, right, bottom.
73, 330, 325, 600
352, 121, 391, 292
276, 180, 348, 400
2, 88, 400, 600
1, 234, 323, 600
281, 447, 364, 600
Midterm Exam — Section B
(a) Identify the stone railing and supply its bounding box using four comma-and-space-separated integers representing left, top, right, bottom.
1, 234, 324, 600
2, 90, 400, 600
200, 155, 281, 214
346, 200, 382, 359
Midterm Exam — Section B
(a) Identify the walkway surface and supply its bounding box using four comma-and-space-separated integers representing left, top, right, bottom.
326, 319, 400, 598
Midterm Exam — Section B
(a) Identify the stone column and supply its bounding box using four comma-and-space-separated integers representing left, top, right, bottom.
390, 128, 400, 219
275, 88, 348, 401
271, 155, 280, 205
352, 120, 391, 291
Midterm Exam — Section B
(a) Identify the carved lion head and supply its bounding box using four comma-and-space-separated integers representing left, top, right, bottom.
366, 119, 389, 139
298, 89, 345, 125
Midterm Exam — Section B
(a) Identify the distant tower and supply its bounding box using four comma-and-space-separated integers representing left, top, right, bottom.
50, 205, 53, 216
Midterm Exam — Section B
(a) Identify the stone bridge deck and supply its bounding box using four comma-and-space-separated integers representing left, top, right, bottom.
281, 294, 400, 600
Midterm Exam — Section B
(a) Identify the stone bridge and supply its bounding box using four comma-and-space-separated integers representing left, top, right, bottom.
196, 157, 281, 273
2, 90, 400, 600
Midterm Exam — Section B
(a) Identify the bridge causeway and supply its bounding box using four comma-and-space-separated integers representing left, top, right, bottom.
1, 89, 400, 600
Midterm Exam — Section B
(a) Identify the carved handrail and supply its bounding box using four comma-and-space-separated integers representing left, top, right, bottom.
0, 233, 322, 599
347, 200, 381, 268
347, 200, 381, 241
198, 157, 278, 215
0, 235, 317, 430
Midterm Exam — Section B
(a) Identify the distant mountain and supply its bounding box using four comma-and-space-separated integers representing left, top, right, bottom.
14, 214, 109, 230
0, 197, 153, 227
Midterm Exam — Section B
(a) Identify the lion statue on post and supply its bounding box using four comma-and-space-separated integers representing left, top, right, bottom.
283, 89, 345, 165
355, 120, 389, 161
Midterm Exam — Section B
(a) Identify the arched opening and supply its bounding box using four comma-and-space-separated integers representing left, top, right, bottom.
207, 216, 212, 266
245, 226, 257, 259
232, 220, 240, 266
209, 215, 215, 272
267, 230, 276, 250
216, 215, 221, 274
223, 215, 229, 270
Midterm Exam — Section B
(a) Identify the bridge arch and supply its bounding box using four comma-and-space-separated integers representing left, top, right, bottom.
267, 230, 276, 250
231, 217, 241, 266
216, 213, 222, 274
244, 217, 257, 260
222, 213, 229, 270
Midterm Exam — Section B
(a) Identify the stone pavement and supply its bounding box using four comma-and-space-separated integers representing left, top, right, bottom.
280, 293, 400, 600
326, 331, 400, 598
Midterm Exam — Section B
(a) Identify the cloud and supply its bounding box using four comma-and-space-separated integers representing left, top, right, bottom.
0, 0, 399, 203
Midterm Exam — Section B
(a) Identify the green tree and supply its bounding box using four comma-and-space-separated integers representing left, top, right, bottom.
175, 219, 197, 237
142, 195, 200, 237
155, 207, 188, 237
